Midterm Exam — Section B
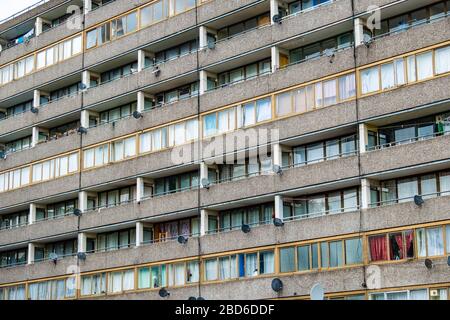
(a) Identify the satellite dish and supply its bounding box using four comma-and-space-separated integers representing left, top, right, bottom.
159, 288, 170, 298
77, 252, 87, 260
447, 256, 450, 267
77, 127, 88, 134
273, 218, 284, 227
425, 259, 433, 269
272, 14, 282, 24
153, 66, 161, 77
273, 165, 283, 175
132, 111, 143, 119
177, 235, 188, 244
207, 41, 215, 50
310, 283, 324, 300
30, 107, 39, 114
188, 296, 197, 300
271, 278, 283, 292
414, 195, 424, 206
241, 224, 251, 234
73, 209, 82, 217
197, 296, 205, 300
0, 151, 6, 159
201, 178, 210, 189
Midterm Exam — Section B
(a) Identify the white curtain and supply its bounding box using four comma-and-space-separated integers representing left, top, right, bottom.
435, 46, 450, 74
260, 251, 274, 274
174, 123, 185, 145
29, 283, 39, 300
219, 257, 230, 280
426, 227, 444, 256
109, 272, 122, 293
243, 103, 255, 127
361, 66, 380, 94
416, 51, 434, 80
338, 73, 355, 100
205, 259, 218, 281
66, 277, 76, 298
381, 63, 395, 89
123, 270, 135, 291
245, 253, 258, 277
185, 119, 198, 141
152, 129, 162, 150
140, 132, 151, 153
276, 92, 292, 116
394, 59, 406, 85
68, 153, 78, 172
187, 261, 199, 283
314, 82, 323, 107
124, 137, 136, 158
323, 79, 337, 106
81, 276, 92, 296
174, 263, 185, 286
218, 110, 229, 133
294, 87, 307, 113
84, 149, 94, 168
113, 141, 124, 161
407, 56, 416, 82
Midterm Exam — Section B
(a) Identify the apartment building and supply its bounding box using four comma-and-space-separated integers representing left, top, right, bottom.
0, 0, 449, 301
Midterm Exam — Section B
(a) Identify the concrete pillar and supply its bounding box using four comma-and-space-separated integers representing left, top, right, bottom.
274, 195, 283, 220
33, 90, 41, 108
200, 210, 209, 236
361, 179, 372, 209
81, 70, 91, 89
270, 0, 280, 24
78, 191, 88, 213
200, 162, 209, 186
199, 70, 208, 95
31, 126, 40, 148
27, 243, 36, 264
84, 0, 93, 14
199, 26, 217, 48
78, 233, 87, 253
136, 177, 145, 202
137, 91, 145, 113
136, 222, 144, 246
271, 47, 280, 72
272, 143, 282, 168
359, 123, 369, 154
29, 203, 37, 225
354, 18, 365, 47
137, 50, 147, 72
35, 17, 44, 37
80, 110, 90, 129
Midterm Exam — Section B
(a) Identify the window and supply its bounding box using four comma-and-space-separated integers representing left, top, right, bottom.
435, 45, 450, 74
361, 66, 380, 94
369, 230, 414, 262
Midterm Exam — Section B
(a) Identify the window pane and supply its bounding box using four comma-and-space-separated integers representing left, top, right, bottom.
280, 247, 295, 273
361, 66, 380, 94
426, 227, 444, 256
397, 177, 418, 203
381, 63, 395, 89
276, 92, 292, 116
345, 238, 363, 264
338, 73, 356, 100
435, 46, 450, 74
329, 241, 343, 267
323, 79, 337, 106
416, 51, 433, 80
256, 97, 271, 122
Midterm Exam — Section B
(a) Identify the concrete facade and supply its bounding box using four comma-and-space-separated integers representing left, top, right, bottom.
1, 0, 450, 300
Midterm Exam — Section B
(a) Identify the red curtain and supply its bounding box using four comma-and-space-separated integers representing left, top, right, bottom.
405, 231, 414, 258
390, 234, 404, 260
369, 235, 388, 261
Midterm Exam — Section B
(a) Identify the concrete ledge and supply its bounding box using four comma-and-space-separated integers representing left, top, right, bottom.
0, 133, 80, 173
0, 174, 80, 209
0, 55, 83, 102
83, 53, 197, 106
356, 16, 450, 67
0, 94, 82, 137
0, 215, 78, 247
361, 134, 450, 176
